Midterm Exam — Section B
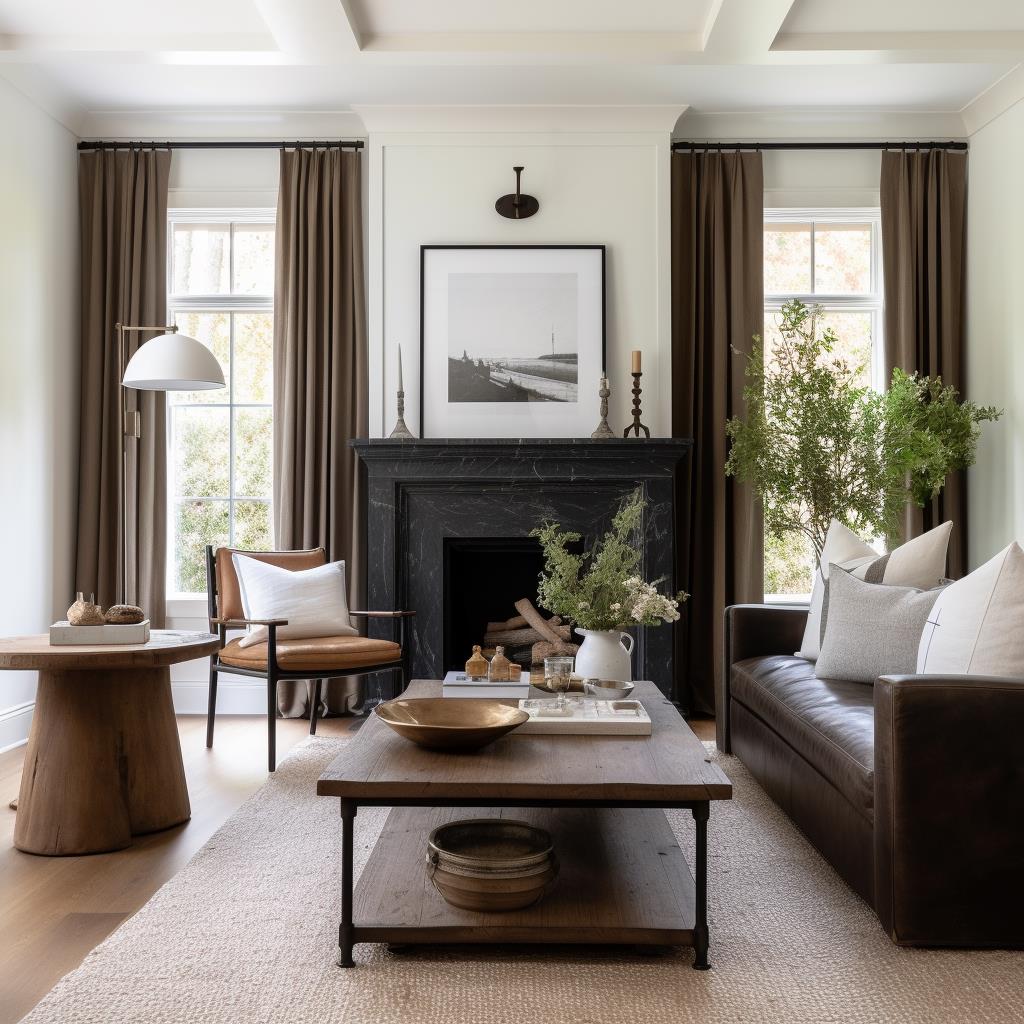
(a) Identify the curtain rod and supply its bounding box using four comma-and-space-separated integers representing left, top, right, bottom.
76, 140, 365, 152
671, 141, 967, 152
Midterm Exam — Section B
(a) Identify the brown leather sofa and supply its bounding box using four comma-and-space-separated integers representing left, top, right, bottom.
721, 603, 1024, 947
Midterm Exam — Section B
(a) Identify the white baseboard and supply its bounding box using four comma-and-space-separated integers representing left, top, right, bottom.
0, 701, 34, 753
171, 678, 267, 715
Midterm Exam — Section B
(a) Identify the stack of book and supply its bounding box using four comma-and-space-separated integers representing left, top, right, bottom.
441, 670, 531, 699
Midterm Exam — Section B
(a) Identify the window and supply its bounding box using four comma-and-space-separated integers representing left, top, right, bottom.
762, 209, 883, 601
167, 210, 275, 595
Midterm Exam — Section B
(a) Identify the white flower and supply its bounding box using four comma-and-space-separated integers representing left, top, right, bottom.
577, 600, 589, 610
610, 602, 621, 611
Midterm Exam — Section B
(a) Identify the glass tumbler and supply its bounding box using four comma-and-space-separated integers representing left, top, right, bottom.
543, 656, 575, 709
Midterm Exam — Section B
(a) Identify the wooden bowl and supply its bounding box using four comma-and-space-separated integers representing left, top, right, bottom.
427, 819, 559, 911
374, 697, 529, 752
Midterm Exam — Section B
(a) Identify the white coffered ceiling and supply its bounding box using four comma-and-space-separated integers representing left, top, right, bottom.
0, 0, 1021, 137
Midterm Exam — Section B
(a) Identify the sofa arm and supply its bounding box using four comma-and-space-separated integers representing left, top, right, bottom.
719, 604, 808, 752
874, 674, 1024, 946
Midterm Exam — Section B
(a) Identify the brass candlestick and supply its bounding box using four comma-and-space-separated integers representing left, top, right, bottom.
591, 375, 615, 439
623, 372, 650, 438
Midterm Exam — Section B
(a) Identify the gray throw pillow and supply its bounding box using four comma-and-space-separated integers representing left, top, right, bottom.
815, 569, 942, 685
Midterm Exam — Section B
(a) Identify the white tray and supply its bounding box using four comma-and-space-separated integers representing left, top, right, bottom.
516, 697, 652, 735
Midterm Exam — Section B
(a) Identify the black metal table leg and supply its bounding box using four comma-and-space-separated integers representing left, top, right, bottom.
337, 798, 358, 967
692, 802, 710, 970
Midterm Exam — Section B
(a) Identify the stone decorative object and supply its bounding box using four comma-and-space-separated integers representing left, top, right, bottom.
105, 604, 146, 625
591, 375, 616, 439
465, 644, 489, 680
67, 593, 104, 626
488, 646, 514, 682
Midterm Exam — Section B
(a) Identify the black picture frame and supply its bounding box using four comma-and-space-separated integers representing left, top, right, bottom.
419, 244, 607, 438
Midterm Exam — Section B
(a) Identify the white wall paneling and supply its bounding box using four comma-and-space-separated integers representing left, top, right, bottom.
965, 97, 1024, 567
369, 131, 674, 439
0, 76, 79, 748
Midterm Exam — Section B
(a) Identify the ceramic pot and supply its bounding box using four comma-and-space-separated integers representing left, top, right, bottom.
573, 628, 634, 682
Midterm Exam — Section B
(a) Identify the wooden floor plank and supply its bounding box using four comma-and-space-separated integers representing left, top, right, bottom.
0, 714, 355, 1024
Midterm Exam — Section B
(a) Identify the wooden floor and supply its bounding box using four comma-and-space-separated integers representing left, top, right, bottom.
0, 712, 714, 1024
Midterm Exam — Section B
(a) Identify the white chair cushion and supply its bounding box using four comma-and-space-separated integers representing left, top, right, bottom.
231, 554, 357, 648
918, 542, 1024, 676
797, 519, 952, 661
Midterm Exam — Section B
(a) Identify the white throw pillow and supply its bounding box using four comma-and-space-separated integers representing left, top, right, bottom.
231, 554, 357, 648
917, 542, 1024, 676
797, 519, 952, 661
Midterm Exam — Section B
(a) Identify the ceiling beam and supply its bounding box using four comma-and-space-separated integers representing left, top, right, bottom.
252, 0, 361, 61
701, 0, 797, 59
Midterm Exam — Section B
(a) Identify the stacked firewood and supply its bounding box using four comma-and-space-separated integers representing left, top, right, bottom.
481, 598, 579, 668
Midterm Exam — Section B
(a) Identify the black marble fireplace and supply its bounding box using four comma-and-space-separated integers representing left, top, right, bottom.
351, 439, 691, 698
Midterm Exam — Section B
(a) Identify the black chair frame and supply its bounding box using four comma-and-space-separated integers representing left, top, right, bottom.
203, 545, 414, 772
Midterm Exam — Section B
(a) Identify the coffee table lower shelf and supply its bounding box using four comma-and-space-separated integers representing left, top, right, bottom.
349, 806, 696, 949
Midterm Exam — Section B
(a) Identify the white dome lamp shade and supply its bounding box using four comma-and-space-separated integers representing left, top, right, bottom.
122, 332, 225, 391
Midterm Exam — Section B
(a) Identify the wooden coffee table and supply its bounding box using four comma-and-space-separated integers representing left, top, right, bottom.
318, 679, 731, 969
0, 630, 219, 856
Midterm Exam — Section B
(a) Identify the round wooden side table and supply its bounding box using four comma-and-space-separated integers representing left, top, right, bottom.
0, 630, 220, 856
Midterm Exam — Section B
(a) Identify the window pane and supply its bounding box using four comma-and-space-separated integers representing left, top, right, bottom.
174, 500, 229, 593
234, 500, 273, 551
233, 312, 273, 402
172, 223, 229, 295
817, 310, 873, 386
233, 408, 272, 498
763, 308, 874, 387
764, 223, 812, 295
232, 224, 275, 295
814, 223, 871, 294
173, 407, 230, 497
169, 311, 230, 404
765, 531, 814, 597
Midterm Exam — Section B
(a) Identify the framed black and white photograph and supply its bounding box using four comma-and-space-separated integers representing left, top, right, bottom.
420, 245, 606, 438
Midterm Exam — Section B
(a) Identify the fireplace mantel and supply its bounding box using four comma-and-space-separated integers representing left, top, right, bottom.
351, 438, 692, 699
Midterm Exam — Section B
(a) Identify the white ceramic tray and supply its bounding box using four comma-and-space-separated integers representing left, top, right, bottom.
516, 696, 652, 735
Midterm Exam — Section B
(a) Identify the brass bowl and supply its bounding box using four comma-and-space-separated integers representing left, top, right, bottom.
427, 819, 559, 912
374, 697, 529, 752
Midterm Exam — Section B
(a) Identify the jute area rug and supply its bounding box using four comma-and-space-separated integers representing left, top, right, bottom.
22, 739, 1023, 1024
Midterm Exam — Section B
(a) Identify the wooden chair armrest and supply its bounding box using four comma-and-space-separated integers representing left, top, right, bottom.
211, 617, 289, 628
348, 610, 416, 618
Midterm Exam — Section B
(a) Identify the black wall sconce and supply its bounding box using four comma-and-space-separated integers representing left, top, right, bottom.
495, 166, 539, 220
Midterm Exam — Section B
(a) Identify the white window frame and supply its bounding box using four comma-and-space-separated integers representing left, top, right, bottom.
762, 208, 884, 603
166, 207, 276, 599
763, 207, 885, 392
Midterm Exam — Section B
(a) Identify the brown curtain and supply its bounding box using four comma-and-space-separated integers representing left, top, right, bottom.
273, 147, 367, 717
671, 150, 765, 716
76, 148, 170, 625
881, 149, 969, 577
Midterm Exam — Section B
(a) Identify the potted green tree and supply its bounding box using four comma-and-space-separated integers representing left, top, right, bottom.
531, 490, 687, 681
725, 299, 1000, 568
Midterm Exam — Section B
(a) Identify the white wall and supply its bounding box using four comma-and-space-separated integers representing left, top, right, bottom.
965, 99, 1024, 566
0, 78, 79, 750
763, 149, 880, 209
369, 132, 672, 438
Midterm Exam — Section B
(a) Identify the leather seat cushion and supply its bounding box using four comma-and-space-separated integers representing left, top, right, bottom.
219, 635, 401, 672
731, 654, 875, 818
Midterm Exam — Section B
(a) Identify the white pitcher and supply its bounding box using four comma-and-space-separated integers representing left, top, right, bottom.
573, 628, 634, 682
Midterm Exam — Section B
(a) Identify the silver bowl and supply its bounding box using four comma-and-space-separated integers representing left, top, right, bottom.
582, 678, 635, 700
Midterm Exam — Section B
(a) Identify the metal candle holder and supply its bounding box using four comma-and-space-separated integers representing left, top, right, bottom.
591, 375, 615, 439
388, 388, 415, 439
623, 372, 650, 438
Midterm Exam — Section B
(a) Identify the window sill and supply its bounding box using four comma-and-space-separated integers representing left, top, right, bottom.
764, 593, 811, 607
167, 594, 208, 619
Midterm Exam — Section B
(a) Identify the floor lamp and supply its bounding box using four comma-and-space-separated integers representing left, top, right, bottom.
118, 323, 225, 606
